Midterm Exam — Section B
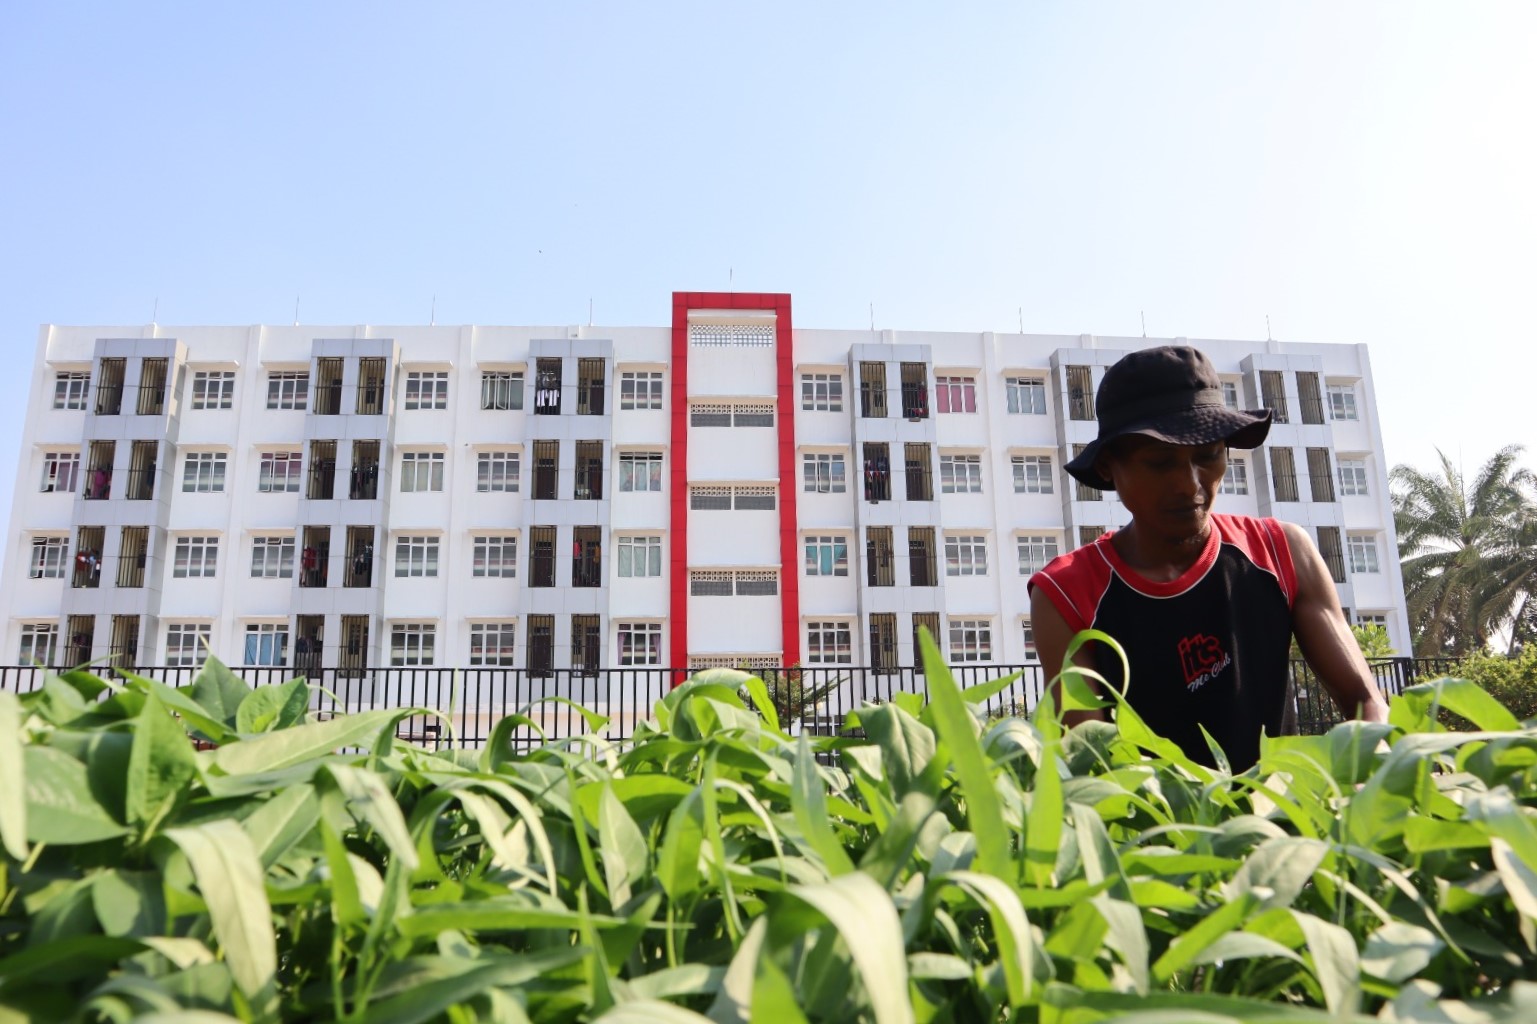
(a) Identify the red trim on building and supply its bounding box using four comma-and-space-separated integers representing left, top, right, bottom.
668, 295, 690, 683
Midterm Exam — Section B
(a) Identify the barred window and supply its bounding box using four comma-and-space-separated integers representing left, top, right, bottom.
165, 623, 211, 667
735, 570, 778, 596
470, 622, 517, 667
734, 485, 776, 510
935, 375, 977, 414
1348, 534, 1380, 574
617, 535, 662, 578
390, 623, 436, 666
251, 536, 295, 579
182, 452, 228, 493
939, 453, 983, 494
949, 618, 992, 663
686, 569, 779, 597
191, 371, 235, 410
945, 534, 988, 577
690, 403, 732, 427
29, 537, 68, 579
394, 535, 441, 577
619, 451, 663, 492
472, 534, 517, 578
267, 372, 309, 410
477, 451, 520, 492
258, 451, 303, 493
1005, 376, 1046, 415
802, 452, 847, 493
41, 451, 81, 493
244, 623, 289, 667
1011, 454, 1054, 494
481, 371, 524, 411
19, 623, 58, 665
1016, 534, 1059, 576
801, 372, 843, 412
400, 451, 445, 492
618, 622, 663, 666
804, 535, 849, 577
1339, 458, 1369, 497
733, 403, 774, 427
54, 371, 90, 410
173, 536, 219, 578
688, 322, 774, 347
620, 371, 664, 410
689, 485, 733, 511
806, 620, 853, 664
689, 570, 734, 596
404, 371, 448, 410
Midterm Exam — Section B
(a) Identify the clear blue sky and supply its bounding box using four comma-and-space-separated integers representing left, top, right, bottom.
2, 1, 1533, 525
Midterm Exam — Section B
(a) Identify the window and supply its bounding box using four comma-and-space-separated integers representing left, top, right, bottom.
905, 443, 933, 500
190, 371, 235, 410
1348, 534, 1380, 575
1221, 380, 1240, 410
251, 536, 295, 579
690, 403, 731, 427
1306, 448, 1337, 503
404, 371, 448, 410
870, 613, 898, 672
1317, 526, 1347, 583
620, 371, 664, 410
935, 375, 977, 414
733, 403, 774, 427
470, 622, 517, 666
1005, 376, 1046, 415
939, 453, 982, 494
182, 452, 228, 493
258, 451, 303, 493
400, 451, 445, 492
390, 624, 436, 666
806, 621, 853, 665
867, 527, 895, 587
949, 619, 993, 662
1260, 371, 1289, 423
1016, 535, 1059, 576
19, 624, 58, 666
618, 622, 663, 666
1269, 447, 1299, 502
41, 451, 80, 493
532, 441, 558, 499
476, 451, 520, 492
244, 623, 289, 667
1021, 619, 1038, 663
691, 485, 731, 510
29, 537, 68, 579
863, 442, 892, 502
690, 570, 733, 597
804, 535, 849, 577
1067, 365, 1095, 420
689, 322, 774, 347
54, 371, 90, 410
267, 372, 309, 410
1220, 458, 1249, 495
801, 372, 843, 412
689, 569, 778, 596
173, 536, 219, 578
1328, 383, 1359, 421
802, 452, 847, 494
1339, 457, 1369, 497
619, 451, 663, 492
394, 535, 441, 577
529, 527, 556, 587
908, 527, 938, 586
690, 484, 777, 510
945, 535, 988, 577
617, 535, 662, 578
1012, 455, 1054, 494
472, 535, 517, 578
165, 623, 211, 667
481, 371, 524, 411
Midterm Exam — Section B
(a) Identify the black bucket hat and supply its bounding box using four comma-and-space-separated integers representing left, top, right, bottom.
1064, 346, 1272, 491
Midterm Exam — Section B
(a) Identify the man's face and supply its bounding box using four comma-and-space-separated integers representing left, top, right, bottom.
1097, 435, 1227, 544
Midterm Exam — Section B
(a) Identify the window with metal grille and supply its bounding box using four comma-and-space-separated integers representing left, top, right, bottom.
620, 371, 664, 410
1348, 534, 1380, 574
532, 440, 558, 499
472, 535, 517, 578
19, 624, 58, 666
859, 362, 888, 418
95, 358, 125, 415
400, 451, 445, 493
870, 613, 898, 673
1328, 383, 1359, 421
618, 535, 662, 578
29, 537, 67, 579
1306, 448, 1336, 502
733, 403, 774, 427
867, 527, 895, 587
1012, 454, 1054, 494
572, 526, 602, 587
1066, 366, 1095, 420
527, 615, 554, 677
1006, 376, 1047, 415
689, 570, 734, 597
108, 614, 140, 669
1072, 444, 1100, 501
863, 442, 891, 502
1338, 457, 1369, 497
1296, 372, 1325, 424
477, 450, 520, 492
736, 570, 778, 596
949, 618, 993, 663
577, 359, 606, 415
618, 622, 662, 666
251, 536, 295, 579
801, 372, 843, 412
619, 451, 663, 492
191, 371, 235, 410
258, 451, 303, 493
912, 612, 941, 670
1016, 534, 1059, 576
1021, 619, 1038, 662
1079, 526, 1106, 546
935, 375, 977, 414
908, 527, 937, 587
1221, 458, 1249, 495
572, 614, 601, 674
1260, 371, 1289, 424
390, 623, 436, 666
905, 443, 933, 500
1317, 527, 1347, 583
688, 323, 774, 347
307, 440, 337, 499
804, 535, 849, 577
734, 485, 776, 510
533, 358, 562, 415
313, 357, 343, 414
356, 358, 387, 415
690, 485, 732, 511
244, 623, 289, 667
182, 452, 227, 493
116, 527, 147, 588
394, 535, 440, 577
267, 371, 309, 410
165, 623, 211, 667
575, 441, 603, 500
529, 527, 556, 587
802, 452, 846, 493
40, 450, 80, 493
54, 371, 90, 410
1269, 447, 1300, 502
470, 622, 517, 667
900, 362, 929, 419
939, 453, 983, 494
945, 534, 988, 577
138, 361, 171, 414
481, 371, 524, 410
690, 403, 732, 427
173, 536, 219, 578
806, 621, 853, 664
404, 371, 448, 410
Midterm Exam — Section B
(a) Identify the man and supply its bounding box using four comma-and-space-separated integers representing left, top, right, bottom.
1028, 346, 1388, 771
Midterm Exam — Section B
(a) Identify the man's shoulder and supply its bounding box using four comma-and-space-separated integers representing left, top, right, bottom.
1212, 514, 1299, 605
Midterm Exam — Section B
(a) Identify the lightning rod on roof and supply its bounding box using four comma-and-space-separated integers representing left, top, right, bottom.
431, 296, 436, 326
151, 297, 158, 324
589, 298, 593, 326
1019, 307, 1023, 333
870, 303, 875, 332
1141, 310, 1147, 338
1266, 314, 1273, 342
294, 296, 300, 326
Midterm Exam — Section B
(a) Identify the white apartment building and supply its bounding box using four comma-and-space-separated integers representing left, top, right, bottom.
0, 290, 1409, 682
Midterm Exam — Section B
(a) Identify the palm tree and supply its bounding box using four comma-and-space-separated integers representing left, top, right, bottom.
1392, 445, 1537, 656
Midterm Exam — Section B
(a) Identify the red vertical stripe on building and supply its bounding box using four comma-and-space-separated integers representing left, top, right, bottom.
773, 295, 801, 665
668, 295, 690, 683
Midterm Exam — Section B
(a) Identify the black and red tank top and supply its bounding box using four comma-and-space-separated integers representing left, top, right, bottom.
1028, 514, 1298, 771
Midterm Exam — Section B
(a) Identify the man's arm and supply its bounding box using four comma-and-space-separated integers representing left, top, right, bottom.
1031, 584, 1107, 727
1281, 521, 1389, 723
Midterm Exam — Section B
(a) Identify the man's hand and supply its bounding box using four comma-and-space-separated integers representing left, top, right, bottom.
1282, 522, 1390, 723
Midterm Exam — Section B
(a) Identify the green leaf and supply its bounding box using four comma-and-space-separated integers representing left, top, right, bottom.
319, 763, 420, 872
791, 735, 855, 876
1153, 892, 1260, 982
940, 869, 1044, 1005
91, 870, 167, 937
1223, 837, 1328, 911
240, 783, 320, 868
0, 692, 28, 859
119, 672, 235, 743
657, 788, 705, 902
1292, 911, 1361, 1016
234, 678, 309, 734
1025, 742, 1064, 888
1361, 922, 1443, 983
211, 708, 418, 775
782, 873, 914, 1024
23, 746, 130, 844
125, 694, 198, 828
1392, 678, 1521, 733
1491, 837, 1537, 924
598, 782, 648, 907
163, 821, 276, 1000
188, 656, 251, 728
591, 1000, 716, 1023
354, 950, 588, 1024
858, 702, 936, 798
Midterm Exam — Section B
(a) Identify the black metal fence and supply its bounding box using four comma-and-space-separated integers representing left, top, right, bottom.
0, 658, 1472, 753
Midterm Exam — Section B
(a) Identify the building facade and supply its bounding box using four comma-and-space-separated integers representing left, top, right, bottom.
0, 291, 1409, 681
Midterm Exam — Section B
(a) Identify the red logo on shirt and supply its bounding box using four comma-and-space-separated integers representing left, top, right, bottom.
1178, 633, 1232, 692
